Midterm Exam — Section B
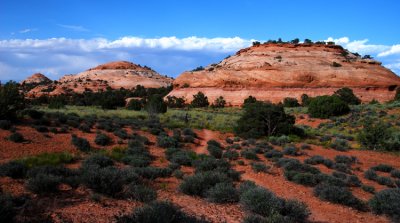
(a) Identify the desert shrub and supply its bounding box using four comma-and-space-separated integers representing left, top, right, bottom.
243, 96, 257, 107
27, 173, 62, 194
241, 149, 259, 160
308, 95, 350, 118
82, 154, 114, 169
304, 155, 325, 165
179, 171, 231, 197
0, 161, 27, 178
7, 132, 25, 143
71, 135, 91, 152
358, 120, 392, 151
79, 123, 91, 133
211, 96, 226, 108
182, 128, 196, 137
146, 94, 167, 115
330, 138, 350, 151
133, 167, 172, 179
127, 99, 143, 111
282, 146, 300, 156
235, 102, 301, 139
223, 150, 239, 160
334, 87, 361, 105
157, 135, 178, 148
122, 155, 152, 167
346, 175, 362, 187
251, 162, 270, 173
369, 188, 400, 222
300, 144, 311, 150
166, 149, 193, 166
242, 214, 265, 223
173, 170, 184, 179
83, 166, 124, 196
238, 180, 258, 195
264, 149, 283, 159
290, 172, 318, 186
0, 194, 16, 222
0, 120, 12, 130
206, 182, 239, 203
116, 201, 208, 223
225, 138, 234, 144
240, 187, 310, 222
114, 129, 128, 139
314, 184, 367, 211
269, 135, 290, 146
95, 133, 111, 146
333, 163, 352, 174
376, 176, 394, 187
361, 185, 375, 194
0, 81, 25, 120
126, 184, 157, 202
165, 96, 186, 108
391, 169, 400, 178
207, 145, 223, 159
334, 155, 356, 165
371, 164, 394, 172
283, 97, 300, 107
191, 92, 209, 108
364, 169, 378, 180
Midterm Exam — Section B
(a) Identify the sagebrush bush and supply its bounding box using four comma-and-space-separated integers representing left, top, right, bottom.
0, 161, 27, 178
0, 194, 16, 222
126, 184, 157, 202
71, 135, 91, 152
361, 185, 375, 194
114, 129, 128, 140
251, 162, 270, 173
371, 164, 394, 173
264, 149, 283, 159
241, 149, 259, 160
334, 155, 356, 165
7, 132, 25, 143
330, 138, 350, 151
27, 173, 62, 194
369, 188, 400, 222
83, 166, 124, 196
222, 149, 239, 160
376, 176, 394, 187
82, 154, 114, 169
179, 171, 231, 197
314, 183, 367, 211
133, 166, 172, 179
95, 133, 111, 146
157, 135, 178, 148
391, 169, 400, 178
205, 182, 239, 203
207, 145, 223, 159
364, 169, 378, 180
116, 201, 208, 223
282, 146, 300, 156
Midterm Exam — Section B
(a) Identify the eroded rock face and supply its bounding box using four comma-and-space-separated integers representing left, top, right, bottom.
27, 61, 173, 97
167, 43, 400, 105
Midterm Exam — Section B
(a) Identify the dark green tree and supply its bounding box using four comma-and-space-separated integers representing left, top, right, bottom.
127, 99, 143, 111
166, 96, 186, 108
308, 95, 350, 118
146, 94, 167, 115
283, 97, 300, 107
243, 96, 257, 107
0, 81, 25, 120
211, 96, 226, 108
334, 87, 361, 105
358, 120, 392, 151
234, 102, 298, 138
191, 92, 209, 108
301, 94, 311, 106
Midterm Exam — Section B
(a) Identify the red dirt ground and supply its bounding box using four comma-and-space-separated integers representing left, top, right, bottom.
1, 117, 400, 223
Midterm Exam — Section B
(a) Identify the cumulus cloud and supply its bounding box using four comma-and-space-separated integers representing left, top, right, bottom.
0, 36, 399, 82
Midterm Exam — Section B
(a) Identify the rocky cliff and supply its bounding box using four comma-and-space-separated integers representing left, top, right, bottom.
167, 43, 400, 105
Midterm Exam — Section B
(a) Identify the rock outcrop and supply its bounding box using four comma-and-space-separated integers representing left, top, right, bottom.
27, 61, 173, 97
167, 43, 400, 105
21, 73, 51, 85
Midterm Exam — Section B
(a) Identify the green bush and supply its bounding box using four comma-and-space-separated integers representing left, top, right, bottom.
330, 138, 351, 151
71, 135, 91, 152
95, 133, 111, 146
282, 146, 300, 156
372, 164, 394, 172
222, 150, 239, 160
27, 173, 62, 194
211, 96, 226, 108
283, 97, 300, 107
0, 81, 25, 120
376, 176, 394, 187
82, 154, 114, 169
83, 166, 124, 196
308, 95, 350, 118
369, 188, 400, 222
165, 96, 186, 108
251, 162, 270, 173
264, 149, 283, 159
207, 145, 223, 159
0, 161, 27, 178
127, 99, 143, 111
235, 102, 299, 138
146, 94, 167, 114
0, 194, 16, 222
314, 184, 367, 211
126, 184, 157, 202
191, 92, 209, 108
241, 149, 259, 160
205, 182, 239, 203
157, 135, 178, 148
179, 171, 231, 197
361, 185, 375, 194
391, 169, 400, 178
358, 120, 393, 151
364, 169, 378, 180
132, 167, 172, 180
7, 132, 25, 143
19, 152, 74, 168
116, 201, 208, 223
334, 87, 361, 105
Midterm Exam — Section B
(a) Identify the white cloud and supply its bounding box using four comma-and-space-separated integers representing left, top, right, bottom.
18, 28, 37, 34
58, 24, 90, 32
0, 36, 399, 82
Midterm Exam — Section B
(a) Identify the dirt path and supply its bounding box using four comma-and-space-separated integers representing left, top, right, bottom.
192, 129, 224, 154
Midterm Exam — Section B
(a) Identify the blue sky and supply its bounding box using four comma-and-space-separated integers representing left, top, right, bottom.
1, 0, 400, 81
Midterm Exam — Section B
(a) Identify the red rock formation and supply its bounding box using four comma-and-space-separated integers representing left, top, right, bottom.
27, 61, 173, 97
167, 43, 400, 105
21, 73, 51, 85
